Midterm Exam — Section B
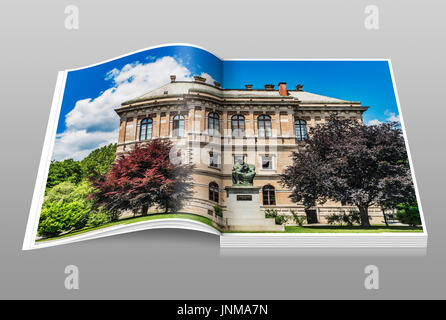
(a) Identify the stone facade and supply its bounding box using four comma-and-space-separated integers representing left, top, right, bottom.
115, 77, 385, 227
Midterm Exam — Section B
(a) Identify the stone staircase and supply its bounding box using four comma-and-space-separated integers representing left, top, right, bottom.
224, 204, 285, 232
225, 216, 285, 231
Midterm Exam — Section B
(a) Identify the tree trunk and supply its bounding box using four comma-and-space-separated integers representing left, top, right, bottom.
382, 208, 389, 227
141, 204, 148, 216
358, 205, 371, 227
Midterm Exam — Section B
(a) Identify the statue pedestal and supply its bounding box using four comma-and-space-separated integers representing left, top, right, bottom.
224, 186, 284, 232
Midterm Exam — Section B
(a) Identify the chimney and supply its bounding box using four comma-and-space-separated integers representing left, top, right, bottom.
214, 81, 221, 88
278, 82, 287, 96
265, 84, 275, 91
194, 75, 206, 83
296, 84, 304, 91
245, 84, 253, 90
170, 75, 176, 82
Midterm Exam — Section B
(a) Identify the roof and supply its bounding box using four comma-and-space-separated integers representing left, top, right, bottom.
122, 81, 357, 105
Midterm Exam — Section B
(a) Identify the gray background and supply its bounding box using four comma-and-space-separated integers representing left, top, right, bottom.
0, 0, 444, 299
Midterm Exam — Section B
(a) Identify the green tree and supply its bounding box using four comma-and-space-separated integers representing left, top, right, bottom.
81, 143, 117, 178
44, 180, 95, 205
44, 181, 76, 204
38, 201, 90, 237
46, 159, 83, 191
39, 144, 118, 236
396, 202, 421, 227
39, 180, 111, 237
86, 209, 109, 228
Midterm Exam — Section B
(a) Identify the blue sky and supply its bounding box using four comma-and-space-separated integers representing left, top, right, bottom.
58, 46, 222, 134
223, 60, 398, 125
54, 45, 398, 161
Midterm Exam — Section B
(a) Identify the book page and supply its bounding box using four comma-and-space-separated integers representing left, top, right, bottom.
23, 44, 224, 250
23, 44, 426, 250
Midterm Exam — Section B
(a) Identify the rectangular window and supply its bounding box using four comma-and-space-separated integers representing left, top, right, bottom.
178, 121, 184, 137
173, 116, 185, 137
140, 126, 146, 140
209, 152, 220, 168
262, 186, 276, 205
258, 115, 272, 138
258, 126, 271, 138
234, 154, 245, 165
262, 155, 273, 169
231, 115, 245, 137
264, 121, 271, 137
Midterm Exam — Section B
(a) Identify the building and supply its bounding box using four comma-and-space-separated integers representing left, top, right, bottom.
115, 75, 383, 228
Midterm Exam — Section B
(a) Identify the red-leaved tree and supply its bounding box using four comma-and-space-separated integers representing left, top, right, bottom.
90, 140, 194, 220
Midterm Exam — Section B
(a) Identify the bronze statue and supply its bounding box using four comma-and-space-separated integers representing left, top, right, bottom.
232, 162, 256, 186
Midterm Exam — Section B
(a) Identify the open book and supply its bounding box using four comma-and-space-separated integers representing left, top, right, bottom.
23, 44, 427, 250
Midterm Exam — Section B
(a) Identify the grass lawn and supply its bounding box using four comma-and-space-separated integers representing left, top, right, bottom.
37, 215, 423, 243
223, 225, 423, 233
36, 213, 218, 243
284, 225, 423, 233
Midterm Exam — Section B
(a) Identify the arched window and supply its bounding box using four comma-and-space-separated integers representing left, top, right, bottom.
295, 119, 307, 141
209, 182, 219, 202
231, 115, 245, 137
262, 185, 276, 205
208, 112, 220, 134
173, 114, 185, 137
258, 115, 272, 137
139, 118, 153, 140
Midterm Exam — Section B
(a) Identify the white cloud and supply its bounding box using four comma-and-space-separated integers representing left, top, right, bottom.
366, 110, 400, 126
65, 56, 192, 133
199, 72, 217, 85
53, 56, 200, 161
53, 130, 117, 161
385, 110, 400, 122
366, 119, 382, 126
